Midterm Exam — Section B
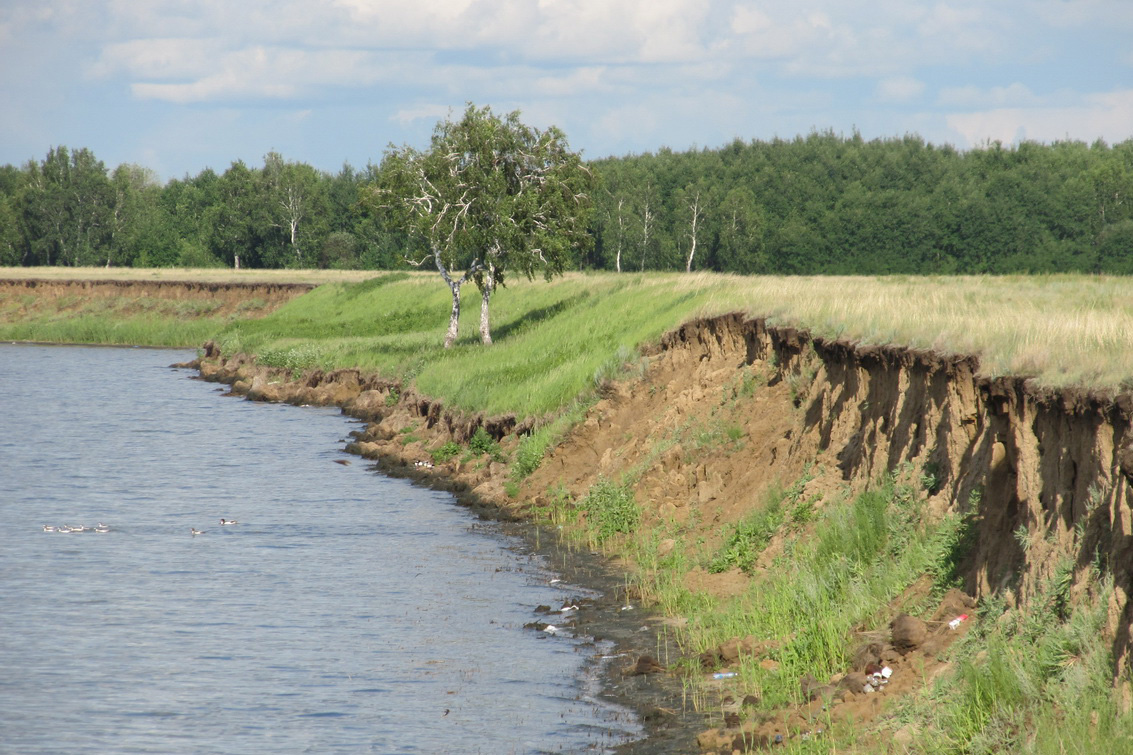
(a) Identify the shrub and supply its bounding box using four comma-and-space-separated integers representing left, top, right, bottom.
581, 478, 640, 542
431, 441, 461, 464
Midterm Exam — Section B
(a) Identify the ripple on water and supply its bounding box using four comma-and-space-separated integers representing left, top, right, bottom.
0, 344, 641, 754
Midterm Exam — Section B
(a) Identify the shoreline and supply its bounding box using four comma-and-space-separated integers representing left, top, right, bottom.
354, 454, 705, 754
186, 353, 708, 753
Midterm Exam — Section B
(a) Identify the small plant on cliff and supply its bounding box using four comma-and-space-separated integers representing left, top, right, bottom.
467, 426, 506, 463
709, 486, 786, 574
431, 441, 461, 464
581, 478, 640, 543
513, 431, 547, 480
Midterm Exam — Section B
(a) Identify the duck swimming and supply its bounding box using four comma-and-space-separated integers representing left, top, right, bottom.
219, 519, 238, 525
191, 528, 204, 536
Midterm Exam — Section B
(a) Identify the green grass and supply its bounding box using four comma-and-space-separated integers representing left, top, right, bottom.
13, 270, 1133, 407
212, 272, 721, 417
901, 570, 1133, 755
0, 314, 224, 347
626, 471, 968, 710
202, 270, 1133, 422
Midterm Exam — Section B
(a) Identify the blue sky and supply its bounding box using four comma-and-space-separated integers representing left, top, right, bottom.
2, 0, 1131, 182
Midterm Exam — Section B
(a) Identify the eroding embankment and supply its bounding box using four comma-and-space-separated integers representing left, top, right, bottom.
193, 312, 1133, 666
0, 278, 314, 322
189, 312, 1133, 750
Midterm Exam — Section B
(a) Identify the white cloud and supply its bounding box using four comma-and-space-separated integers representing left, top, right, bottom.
111, 45, 431, 103
875, 75, 924, 102
937, 82, 1044, 108
391, 104, 453, 127
946, 88, 1133, 146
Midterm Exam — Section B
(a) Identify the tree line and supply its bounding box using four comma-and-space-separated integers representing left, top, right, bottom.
1, 131, 1131, 275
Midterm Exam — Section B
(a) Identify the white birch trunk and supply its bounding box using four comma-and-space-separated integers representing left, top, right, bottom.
685, 191, 701, 273
479, 264, 496, 345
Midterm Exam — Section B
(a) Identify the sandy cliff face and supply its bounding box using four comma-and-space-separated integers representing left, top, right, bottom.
521, 313, 1133, 667
196, 312, 1133, 668
0, 278, 312, 320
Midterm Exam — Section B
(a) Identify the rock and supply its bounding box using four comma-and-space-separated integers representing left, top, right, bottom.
627, 654, 664, 676
838, 671, 871, 695
800, 673, 835, 701
657, 538, 677, 557
851, 642, 883, 671
891, 613, 927, 653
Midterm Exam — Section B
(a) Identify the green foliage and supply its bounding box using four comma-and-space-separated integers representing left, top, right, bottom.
6, 134, 1133, 278
430, 441, 461, 464
369, 103, 596, 346
913, 575, 1127, 755
467, 427, 505, 462
580, 478, 640, 543
709, 487, 786, 573
512, 431, 548, 480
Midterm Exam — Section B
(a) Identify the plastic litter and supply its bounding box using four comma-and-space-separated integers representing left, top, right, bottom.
713, 672, 737, 679
948, 614, 969, 630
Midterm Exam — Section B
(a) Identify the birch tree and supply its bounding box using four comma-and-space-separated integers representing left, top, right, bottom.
370, 104, 594, 347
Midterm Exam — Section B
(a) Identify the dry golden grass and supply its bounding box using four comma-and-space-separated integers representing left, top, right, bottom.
690, 273, 1133, 391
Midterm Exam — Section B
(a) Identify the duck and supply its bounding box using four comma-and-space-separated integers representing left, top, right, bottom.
94, 524, 110, 533
43, 525, 57, 532
219, 519, 238, 525
191, 528, 204, 536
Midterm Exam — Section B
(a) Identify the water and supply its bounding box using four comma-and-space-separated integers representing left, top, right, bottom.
0, 344, 640, 753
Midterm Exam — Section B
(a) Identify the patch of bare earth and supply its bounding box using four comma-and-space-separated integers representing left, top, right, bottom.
0, 278, 312, 321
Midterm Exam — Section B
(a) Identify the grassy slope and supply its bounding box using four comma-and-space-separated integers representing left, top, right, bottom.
10, 269, 1133, 402
215, 271, 1133, 418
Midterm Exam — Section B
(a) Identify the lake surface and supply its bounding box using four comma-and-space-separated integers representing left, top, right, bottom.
0, 344, 640, 753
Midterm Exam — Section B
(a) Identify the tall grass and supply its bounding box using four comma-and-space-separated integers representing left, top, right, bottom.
12, 270, 1133, 402
209, 272, 1133, 421
907, 572, 1133, 755
625, 472, 968, 711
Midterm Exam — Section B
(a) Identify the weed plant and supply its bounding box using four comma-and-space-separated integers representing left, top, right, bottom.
635, 473, 967, 711
708, 485, 786, 574
579, 478, 641, 545
904, 572, 1133, 755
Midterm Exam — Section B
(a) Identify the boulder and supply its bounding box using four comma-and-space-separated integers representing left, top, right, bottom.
891, 613, 927, 653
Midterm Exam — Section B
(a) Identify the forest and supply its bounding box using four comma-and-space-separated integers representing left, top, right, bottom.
1, 132, 1131, 275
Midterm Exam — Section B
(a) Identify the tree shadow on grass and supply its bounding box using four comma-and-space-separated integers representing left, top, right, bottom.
491, 291, 591, 343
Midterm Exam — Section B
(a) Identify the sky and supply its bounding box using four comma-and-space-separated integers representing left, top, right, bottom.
2, 0, 1132, 182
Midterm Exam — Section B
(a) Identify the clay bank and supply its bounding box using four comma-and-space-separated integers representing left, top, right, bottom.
189, 311, 1133, 753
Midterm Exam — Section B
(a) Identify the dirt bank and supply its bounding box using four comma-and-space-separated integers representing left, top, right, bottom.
0, 278, 313, 321
189, 312, 1133, 750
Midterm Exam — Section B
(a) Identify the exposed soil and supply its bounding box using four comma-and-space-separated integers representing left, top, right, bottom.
186, 311, 1133, 752
0, 278, 312, 322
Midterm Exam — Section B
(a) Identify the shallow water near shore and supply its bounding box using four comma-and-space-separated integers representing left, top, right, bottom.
0, 344, 641, 753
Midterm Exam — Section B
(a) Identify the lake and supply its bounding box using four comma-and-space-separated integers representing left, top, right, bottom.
0, 344, 640, 753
